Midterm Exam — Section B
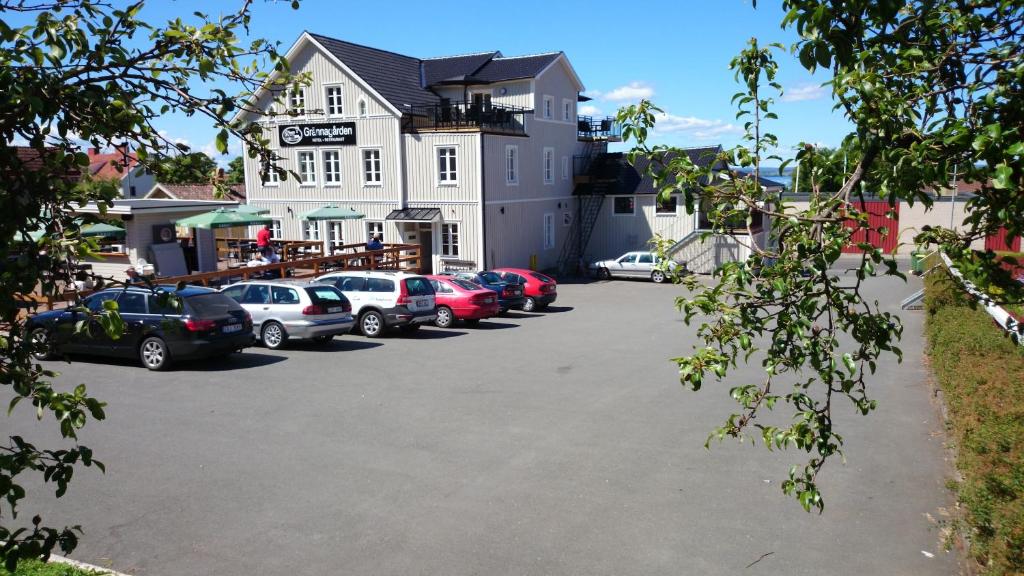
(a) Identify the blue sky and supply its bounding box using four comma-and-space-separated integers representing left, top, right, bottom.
113, 0, 850, 165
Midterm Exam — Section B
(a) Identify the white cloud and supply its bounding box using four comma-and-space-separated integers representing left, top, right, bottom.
601, 81, 655, 102
578, 104, 603, 117
201, 137, 241, 167
781, 83, 828, 103
652, 113, 743, 140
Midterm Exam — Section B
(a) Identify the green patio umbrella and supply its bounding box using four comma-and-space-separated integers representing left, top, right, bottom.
300, 205, 365, 221
232, 204, 270, 215
174, 208, 272, 229
80, 222, 125, 237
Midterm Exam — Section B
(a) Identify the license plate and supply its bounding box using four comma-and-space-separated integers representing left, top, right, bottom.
416, 299, 427, 308
484, 298, 494, 304
223, 324, 242, 333
327, 307, 342, 313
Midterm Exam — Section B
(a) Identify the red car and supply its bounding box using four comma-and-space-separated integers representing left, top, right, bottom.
493, 268, 558, 312
425, 275, 500, 328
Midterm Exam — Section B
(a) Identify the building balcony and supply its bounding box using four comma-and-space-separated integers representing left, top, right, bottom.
402, 101, 528, 136
577, 116, 622, 142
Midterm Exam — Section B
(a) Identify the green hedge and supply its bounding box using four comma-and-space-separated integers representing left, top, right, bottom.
924, 255, 1024, 574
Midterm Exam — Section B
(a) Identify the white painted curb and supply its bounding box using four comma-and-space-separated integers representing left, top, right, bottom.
49, 553, 132, 576
940, 252, 1024, 345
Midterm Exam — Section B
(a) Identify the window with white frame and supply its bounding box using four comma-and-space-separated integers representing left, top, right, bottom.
325, 85, 344, 116
322, 150, 341, 185
263, 163, 280, 186
270, 219, 282, 239
563, 98, 572, 122
437, 146, 457, 184
441, 223, 460, 257
328, 221, 344, 249
543, 213, 555, 249
358, 99, 367, 117
362, 149, 382, 184
297, 151, 316, 185
542, 95, 554, 119
561, 156, 569, 180
505, 145, 518, 185
656, 194, 678, 215
366, 221, 383, 242
613, 196, 635, 215
543, 147, 554, 184
303, 220, 320, 241
288, 87, 306, 115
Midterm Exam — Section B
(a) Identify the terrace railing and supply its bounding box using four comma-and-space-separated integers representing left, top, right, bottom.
402, 101, 528, 135
577, 116, 622, 141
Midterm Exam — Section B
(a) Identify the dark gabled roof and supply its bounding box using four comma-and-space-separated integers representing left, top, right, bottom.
576, 147, 727, 196
308, 33, 436, 109
305, 33, 566, 111
471, 53, 561, 83
422, 52, 500, 86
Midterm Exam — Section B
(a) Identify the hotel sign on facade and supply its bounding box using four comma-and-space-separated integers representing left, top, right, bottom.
278, 122, 357, 147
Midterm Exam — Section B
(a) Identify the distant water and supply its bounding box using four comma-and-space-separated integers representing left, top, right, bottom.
735, 165, 793, 186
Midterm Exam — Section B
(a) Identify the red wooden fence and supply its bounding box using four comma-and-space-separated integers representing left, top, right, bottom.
842, 201, 900, 253
984, 227, 1021, 252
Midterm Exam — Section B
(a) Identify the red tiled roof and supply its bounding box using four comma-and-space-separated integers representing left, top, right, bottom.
12, 147, 82, 180
151, 183, 246, 202
88, 151, 138, 180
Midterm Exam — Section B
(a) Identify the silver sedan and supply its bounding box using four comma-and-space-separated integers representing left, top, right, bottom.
589, 251, 681, 283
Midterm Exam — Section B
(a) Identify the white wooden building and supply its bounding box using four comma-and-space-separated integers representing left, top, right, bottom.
236, 32, 616, 274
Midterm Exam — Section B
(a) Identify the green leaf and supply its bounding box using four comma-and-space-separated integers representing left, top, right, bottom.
993, 164, 1013, 189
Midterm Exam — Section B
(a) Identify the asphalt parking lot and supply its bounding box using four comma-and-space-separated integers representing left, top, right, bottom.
5, 268, 957, 575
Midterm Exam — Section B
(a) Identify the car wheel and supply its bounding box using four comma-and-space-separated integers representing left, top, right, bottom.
360, 310, 384, 338
598, 267, 611, 280
139, 337, 170, 371
521, 297, 536, 312
434, 306, 454, 328
29, 327, 55, 361
311, 335, 333, 344
261, 321, 288, 349
651, 269, 667, 283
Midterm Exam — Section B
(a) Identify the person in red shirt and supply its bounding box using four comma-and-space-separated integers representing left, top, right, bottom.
256, 223, 278, 262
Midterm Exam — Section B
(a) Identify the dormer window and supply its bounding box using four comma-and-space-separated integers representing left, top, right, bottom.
289, 87, 306, 115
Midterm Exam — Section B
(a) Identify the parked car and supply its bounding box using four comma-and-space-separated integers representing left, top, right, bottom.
589, 251, 682, 283
219, 281, 354, 349
314, 271, 436, 337
424, 275, 500, 327
442, 271, 525, 313
26, 285, 254, 370
493, 268, 558, 311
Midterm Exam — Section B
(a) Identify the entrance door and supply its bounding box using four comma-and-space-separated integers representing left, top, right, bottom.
418, 223, 434, 274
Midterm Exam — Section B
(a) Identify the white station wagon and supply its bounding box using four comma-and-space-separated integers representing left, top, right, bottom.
314, 271, 436, 337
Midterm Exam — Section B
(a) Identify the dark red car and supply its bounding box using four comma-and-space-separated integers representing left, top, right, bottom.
493, 268, 558, 312
425, 275, 500, 328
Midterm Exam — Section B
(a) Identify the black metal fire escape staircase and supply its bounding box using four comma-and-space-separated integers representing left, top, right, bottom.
557, 152, 623, 275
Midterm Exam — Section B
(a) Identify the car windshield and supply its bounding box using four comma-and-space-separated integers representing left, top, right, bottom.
183, 292, 244, 316
451, 279, 480, 291
530, 272, 553, 283
479, 272, 502, 283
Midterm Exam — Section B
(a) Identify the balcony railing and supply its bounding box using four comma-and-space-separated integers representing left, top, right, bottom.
577, 116, 622, 141
402, 101, 528, 135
